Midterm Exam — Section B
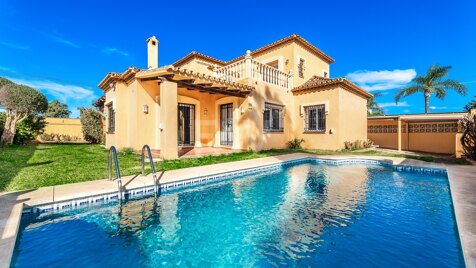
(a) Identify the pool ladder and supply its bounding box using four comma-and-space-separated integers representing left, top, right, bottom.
108, 145, 160, 201
108, 146, 123, 201
141, 144, 160, 194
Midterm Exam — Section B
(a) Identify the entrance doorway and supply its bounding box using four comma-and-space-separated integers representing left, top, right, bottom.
220, 103, 233, 146
178, 103, 195, 146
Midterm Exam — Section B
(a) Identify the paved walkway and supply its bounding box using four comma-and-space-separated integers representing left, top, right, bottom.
1, 153, 475, 267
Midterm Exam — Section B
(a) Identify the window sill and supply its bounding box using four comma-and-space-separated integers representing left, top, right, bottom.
264, 130, 284, 133
107, 131, 115, 134
303, 130, 326, 134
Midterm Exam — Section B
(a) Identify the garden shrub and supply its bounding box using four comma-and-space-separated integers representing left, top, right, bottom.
39, 133, 81, 143
288, 138, 305, 149
121, 147, 135, 155
0, 113, 46, 145
79, 107, 103, 144
344, 139, 374, 151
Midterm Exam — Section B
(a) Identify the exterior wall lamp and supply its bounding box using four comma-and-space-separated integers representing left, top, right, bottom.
204, 108, 208, 116
143, 104, 149, 114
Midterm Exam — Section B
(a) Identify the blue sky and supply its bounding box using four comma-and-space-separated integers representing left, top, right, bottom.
0, 0, 475, 118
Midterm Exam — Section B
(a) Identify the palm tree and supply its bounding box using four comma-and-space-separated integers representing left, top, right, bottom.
395, 64, 467, 113
368, 92, 384, 115
464, 95, 476, 112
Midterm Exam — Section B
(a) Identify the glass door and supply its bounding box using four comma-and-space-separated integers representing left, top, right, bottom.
178, 103, 195, 146
220, 103, 233, 146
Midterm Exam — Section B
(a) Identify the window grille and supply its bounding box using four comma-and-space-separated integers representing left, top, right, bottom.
304, 105, 326, 132
298, 58, 305, 78
108, 105, 115, 133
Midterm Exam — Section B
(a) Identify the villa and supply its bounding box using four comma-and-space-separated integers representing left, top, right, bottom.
97, 34, 372, 159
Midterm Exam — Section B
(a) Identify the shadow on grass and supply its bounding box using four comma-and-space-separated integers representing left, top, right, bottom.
26, 160, 54, 167
0, 145, 38, 192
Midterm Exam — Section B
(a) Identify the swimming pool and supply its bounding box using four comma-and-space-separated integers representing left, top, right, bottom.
12, 160, 465, 267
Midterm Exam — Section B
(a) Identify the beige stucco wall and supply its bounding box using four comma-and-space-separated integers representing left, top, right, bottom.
244, 80, 292, 151
177, 58, 216, 75
40, 118, 84, 141
368, 119, 408, 150
368, 119, 460, 155
337, 88, 368, 146
105, 81, 130, 149
291, 87, 367, 150
292, 43, 330, 87
455, 133, 463, 158
251, 42, 330, 87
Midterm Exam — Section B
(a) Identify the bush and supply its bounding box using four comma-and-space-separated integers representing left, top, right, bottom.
363, 139, 374, 148
344, 139, 374, 151
288, 138, 305, 149
344, 141, 353, 150
39, 133, 55, 141
0, 113, 46, 145
121, 147, 135, 155
39, 133, 81, 143
79, 108, 103, 143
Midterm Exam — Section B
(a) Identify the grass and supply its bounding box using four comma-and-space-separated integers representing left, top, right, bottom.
0, 144, 470, 192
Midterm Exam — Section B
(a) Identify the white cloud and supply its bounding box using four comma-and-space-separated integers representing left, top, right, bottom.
378, 101, 410, 108
103, 47, 129, 57
42, 32, 80, 48
430, 106, 461, 110
6, 76, 96, 103
346, 69, 416, 91
403, 109, 411, 113
0, 41, 29, 50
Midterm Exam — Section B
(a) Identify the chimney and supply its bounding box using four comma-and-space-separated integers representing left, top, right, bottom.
146, 36, 158, 69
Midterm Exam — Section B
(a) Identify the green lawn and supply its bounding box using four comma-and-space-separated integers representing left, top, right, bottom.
0, 144, 469, 192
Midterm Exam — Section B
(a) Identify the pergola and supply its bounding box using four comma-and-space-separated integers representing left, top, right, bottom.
135, 66, 253, 97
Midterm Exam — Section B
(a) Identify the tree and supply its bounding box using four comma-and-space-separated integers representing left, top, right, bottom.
45, 100, 71, 118
0, 77, 48, 145
79, 107, 103, 143
461, 112, 476, 160
367, 92, 384, 115
464, 96, 476, 112
395, 64, 467, 113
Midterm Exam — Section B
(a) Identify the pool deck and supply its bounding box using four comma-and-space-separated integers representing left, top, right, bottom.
1, 153, 475, 267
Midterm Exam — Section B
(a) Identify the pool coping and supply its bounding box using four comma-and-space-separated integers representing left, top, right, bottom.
0, 153, 474, 267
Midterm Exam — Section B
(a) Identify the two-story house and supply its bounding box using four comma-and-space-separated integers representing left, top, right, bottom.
97, 34, 372, 159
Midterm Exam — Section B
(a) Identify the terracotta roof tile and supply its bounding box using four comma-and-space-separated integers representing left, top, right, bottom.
98, 66, 142, 91
293, 75, 373, 99
227, 33, 334, 64
173, 51, 226, 67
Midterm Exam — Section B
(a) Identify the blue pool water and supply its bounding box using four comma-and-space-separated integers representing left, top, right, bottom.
13, 162, 464, 267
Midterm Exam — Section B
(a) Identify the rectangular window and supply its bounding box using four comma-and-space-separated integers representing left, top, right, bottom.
304, 105, 326, 132
263, 103, 284, 132
108, 105, 115, 133
298, 58, 305, 78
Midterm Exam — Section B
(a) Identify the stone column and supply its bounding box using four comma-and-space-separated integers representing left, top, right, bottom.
159, 80, 178, 159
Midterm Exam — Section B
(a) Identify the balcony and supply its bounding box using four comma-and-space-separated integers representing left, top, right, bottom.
214, 51, 293, 89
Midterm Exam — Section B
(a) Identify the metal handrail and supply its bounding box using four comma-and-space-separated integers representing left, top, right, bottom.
141, 145, 159, 193
108, 146, 123, 201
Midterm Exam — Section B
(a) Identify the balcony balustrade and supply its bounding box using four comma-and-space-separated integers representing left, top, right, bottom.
214, 50, 293, 89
